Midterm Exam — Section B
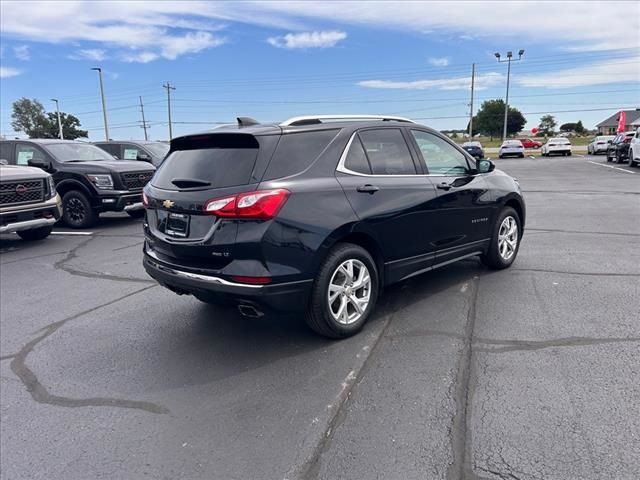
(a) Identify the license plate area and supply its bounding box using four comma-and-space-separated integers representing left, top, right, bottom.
162, 211, 190, 238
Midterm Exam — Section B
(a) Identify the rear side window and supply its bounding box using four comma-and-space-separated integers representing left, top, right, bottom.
96, 143, 120, 157
263, 129, 338, 181
152, 134, 259, 190
358, 129, 416, 175
343, 136, 371, 174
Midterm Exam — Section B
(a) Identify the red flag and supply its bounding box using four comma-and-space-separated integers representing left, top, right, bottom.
617, 111, 626, 133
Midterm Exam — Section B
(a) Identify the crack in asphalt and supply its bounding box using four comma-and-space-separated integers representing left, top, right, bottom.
294, 294, 405, 480
474, 336, 640, 353
0, 250, 70, 266
525, 228, 640, 238
0, 354, 17, 361
9, 285, 169, 415
511, 267, 640, 277
53, 235, 153, 284
447, 276, 480, 480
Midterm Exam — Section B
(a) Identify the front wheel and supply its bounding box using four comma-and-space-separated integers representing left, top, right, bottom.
482, 207, 521, 270
17, 225, 53, 241
305, 243, 378, 338
62, 190, 98, 229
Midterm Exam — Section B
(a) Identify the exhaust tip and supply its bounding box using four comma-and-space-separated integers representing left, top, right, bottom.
238, 304, 264, 318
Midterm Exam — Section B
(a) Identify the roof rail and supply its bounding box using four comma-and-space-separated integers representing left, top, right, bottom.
279, 115, 415, 127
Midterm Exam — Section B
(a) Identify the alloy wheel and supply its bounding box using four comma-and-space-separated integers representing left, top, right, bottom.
327, 259, 371, 325
66, 197, 86, 224
498, 216, 518, 261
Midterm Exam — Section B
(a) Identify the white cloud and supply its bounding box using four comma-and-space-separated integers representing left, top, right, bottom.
122, 52, 159, 64
13, 45, 30, 61
68, 49, 107, 61
160, 31, 226, 59
428, 57, 449, 67
516, 56, 640, 88
0, 67, 22, 78
267, 30, 347, 49
359, 72, 503, 91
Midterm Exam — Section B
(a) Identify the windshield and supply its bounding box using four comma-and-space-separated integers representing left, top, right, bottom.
144, 142, 170, 159
45, 143, 115, 162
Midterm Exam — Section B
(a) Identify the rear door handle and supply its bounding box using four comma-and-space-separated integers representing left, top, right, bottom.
436, 182, 452, 191
357, 184, 380, 194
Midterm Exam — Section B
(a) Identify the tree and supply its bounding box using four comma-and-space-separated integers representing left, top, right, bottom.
471, 99, 526, 140
11, 98, 48, 137
575, 120, 585, 134
43, 112, 88, 139
10, 98, 88, 139
560, 122, 577, 132
539, 115, 557, 136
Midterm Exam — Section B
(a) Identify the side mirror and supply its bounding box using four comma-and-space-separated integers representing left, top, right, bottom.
478, 159, 495, 174
27, 157, 49, 169
0, 159, 8, 165
137, 152, 152, 162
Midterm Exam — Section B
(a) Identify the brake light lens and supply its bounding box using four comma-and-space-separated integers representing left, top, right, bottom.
142, 191, 149, 207
204, 189, 290, 219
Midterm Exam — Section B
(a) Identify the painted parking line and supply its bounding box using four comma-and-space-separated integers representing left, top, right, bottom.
51, 231, 94, 236
587, 161, 636, 174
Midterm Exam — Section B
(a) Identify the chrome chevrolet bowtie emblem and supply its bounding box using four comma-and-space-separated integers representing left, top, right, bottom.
163, 199, 174, 209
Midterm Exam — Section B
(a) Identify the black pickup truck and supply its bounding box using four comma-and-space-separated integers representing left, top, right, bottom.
0, 139, 155, 228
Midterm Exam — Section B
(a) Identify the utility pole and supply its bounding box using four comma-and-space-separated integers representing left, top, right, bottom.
468, 63, 475, 139
495, 49, 524, 142
91, 67, 110, 141
139, 96, 149, 141
51, 98, 64, 139
162, 82, 176, 140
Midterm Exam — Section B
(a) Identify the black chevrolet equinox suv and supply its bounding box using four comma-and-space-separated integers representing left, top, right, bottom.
143, 115, 525, 338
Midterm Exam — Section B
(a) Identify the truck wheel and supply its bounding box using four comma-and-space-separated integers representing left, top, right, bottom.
17, 225, 53, 241
305, 243, 378, 338
62, 191, 98, 229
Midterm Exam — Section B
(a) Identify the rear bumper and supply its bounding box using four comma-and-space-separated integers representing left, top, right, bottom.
0, 196, 62, 234
143, 247, 313, 312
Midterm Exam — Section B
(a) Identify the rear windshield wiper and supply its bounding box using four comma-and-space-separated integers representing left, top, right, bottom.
171, 178, 212, 188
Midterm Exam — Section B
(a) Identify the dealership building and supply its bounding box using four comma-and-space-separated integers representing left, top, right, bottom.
595, 109, 640, 135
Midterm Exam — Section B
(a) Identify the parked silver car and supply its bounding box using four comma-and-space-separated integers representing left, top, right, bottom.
626, 128, 640, 167
498, 140, 525, 158
587, 135, 615, 155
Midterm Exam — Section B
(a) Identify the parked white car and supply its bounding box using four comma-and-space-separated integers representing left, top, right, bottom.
541, 138, 572, 156
498, 140, 525, 158
587, 135, 615, 155
629, 127, 640, 167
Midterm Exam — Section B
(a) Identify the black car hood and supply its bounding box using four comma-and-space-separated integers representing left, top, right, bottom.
59, 160, 155, 173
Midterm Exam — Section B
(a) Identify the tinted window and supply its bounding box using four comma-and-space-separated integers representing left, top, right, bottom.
263, 129, 338, 181
358, 129, 416, 175
0, 142, 13, 162
15, 144, 46, 166
410, 130, 470, 175
144, 142, 169, 159
153, 134, 259, 190
343, 136, 371, 174
96, 143, 120, 157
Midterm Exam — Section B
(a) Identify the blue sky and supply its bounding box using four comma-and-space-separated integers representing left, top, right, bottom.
1, 0, 639, 141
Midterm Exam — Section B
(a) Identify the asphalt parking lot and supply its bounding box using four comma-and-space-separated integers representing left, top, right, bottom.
1, 154, 639, 480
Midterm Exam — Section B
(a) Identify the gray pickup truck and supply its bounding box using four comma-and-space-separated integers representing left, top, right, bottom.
0, 164, 62, 240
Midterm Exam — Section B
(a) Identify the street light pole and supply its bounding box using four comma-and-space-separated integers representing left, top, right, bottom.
91, 67, 110, 141
495, 49, 524, 142
51, 98, 64, 139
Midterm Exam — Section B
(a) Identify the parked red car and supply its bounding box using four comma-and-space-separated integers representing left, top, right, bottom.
518, 138, 542, 149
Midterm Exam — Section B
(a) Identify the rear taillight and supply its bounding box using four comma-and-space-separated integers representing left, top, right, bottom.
142, 191, 149, 207
231, 275, 272, 285
624, 137, 632, 143
204, 188, 290, 220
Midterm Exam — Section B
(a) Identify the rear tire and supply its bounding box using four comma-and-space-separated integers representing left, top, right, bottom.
16, 225, 53, 241
305, 243, 378, 339
481, 207, 521, 270
62, 190, 98, 229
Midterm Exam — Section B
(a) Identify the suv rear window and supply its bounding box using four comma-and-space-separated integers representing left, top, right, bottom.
152, 134, 259, 190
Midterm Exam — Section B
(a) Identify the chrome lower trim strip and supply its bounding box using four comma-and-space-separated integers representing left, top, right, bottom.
124, 202, 144, 212
0, 216, 56, 234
